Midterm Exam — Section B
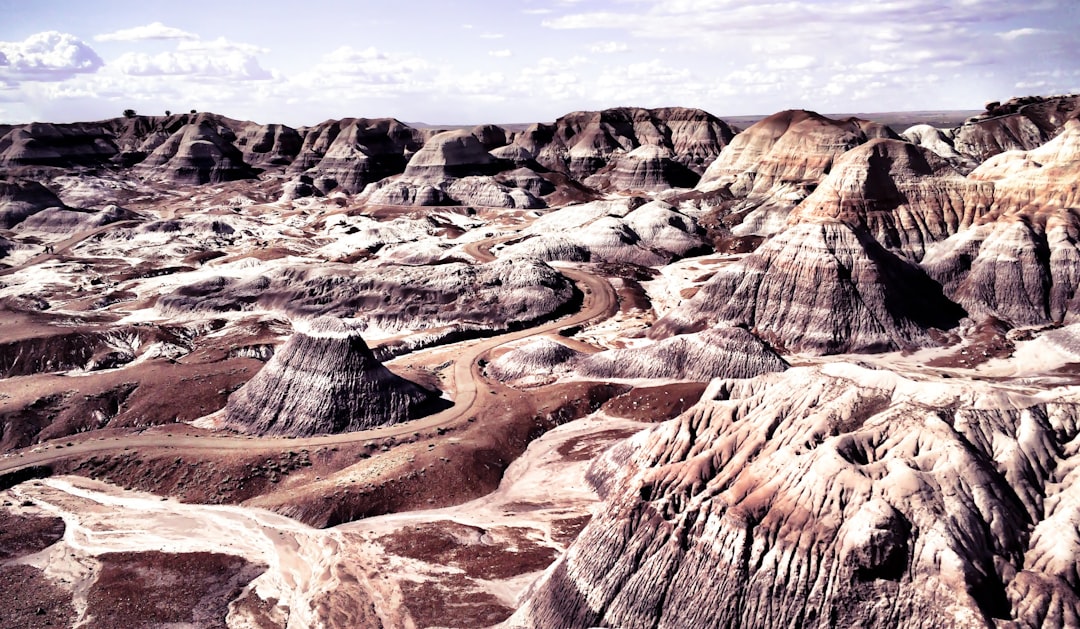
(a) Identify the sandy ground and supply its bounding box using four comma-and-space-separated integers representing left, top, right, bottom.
2, 410, 649, 628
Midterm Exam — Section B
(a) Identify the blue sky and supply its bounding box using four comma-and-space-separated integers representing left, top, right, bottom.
1, 0, 1077, 125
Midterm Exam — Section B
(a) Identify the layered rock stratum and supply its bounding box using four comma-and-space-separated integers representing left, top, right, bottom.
224, 317, 438, 436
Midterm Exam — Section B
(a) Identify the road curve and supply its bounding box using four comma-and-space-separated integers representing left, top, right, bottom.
0, 264, 618, 475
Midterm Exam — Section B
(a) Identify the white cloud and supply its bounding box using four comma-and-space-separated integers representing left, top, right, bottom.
589, 41, 629, 54
998, 27, 1046, 41
94, 22, 197, 42
0, 32, 103, 80
766, 55, 816, 71
489, 49, 513, 58
176, 37, 269, 55
523, 8, 553, 14
480, 33, 505, 39
114, 49, 273, 80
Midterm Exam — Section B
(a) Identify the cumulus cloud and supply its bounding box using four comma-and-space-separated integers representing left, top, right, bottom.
94, 22, 198, 42
489, 49, 513, 58
589, 41, 629, 54
0, 31, 103, 80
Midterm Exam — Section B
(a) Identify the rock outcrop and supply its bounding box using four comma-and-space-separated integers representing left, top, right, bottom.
358, 128, 545, 207
0, 122, 118, 168
696, 110, 898, 236
653, 220, 964, 353
14, 204, 141, 234
236, 123, 302, 168
224, 317, 439, 436
158, 257, 577, 335
0, 178, 65, 228
953, 94, 1080, 162
510, 364, 1080, 628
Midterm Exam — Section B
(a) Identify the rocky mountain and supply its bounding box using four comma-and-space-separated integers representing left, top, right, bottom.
509, 363, 1080, 628
224, 317, 440, 436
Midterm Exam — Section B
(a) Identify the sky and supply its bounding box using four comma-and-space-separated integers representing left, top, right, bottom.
0, 0, 1077, 126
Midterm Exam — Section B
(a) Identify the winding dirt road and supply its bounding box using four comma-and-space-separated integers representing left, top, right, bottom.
0, 262, 618, 475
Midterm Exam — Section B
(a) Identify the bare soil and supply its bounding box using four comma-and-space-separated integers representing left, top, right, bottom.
84, 551, 265, 629
0, 510, 65, 559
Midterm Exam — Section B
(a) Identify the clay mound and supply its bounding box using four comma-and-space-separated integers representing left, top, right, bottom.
224, 317, 441, 436
236, 123, 302, 167
696, 110, 898, 236
291, 117, 425, 193
506, 200, 704, 265
509, 364, 1080, 628
790, 138, 994, 260
15, 204, 141, 234
137, 118, 257, 184
953, 94, 1080, 162
0, 178, 66, 228
653, 220, 964, 354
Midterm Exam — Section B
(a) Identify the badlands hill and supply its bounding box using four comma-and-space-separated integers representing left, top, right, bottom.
224, 317, 441, 436
1, 93, 1080, 628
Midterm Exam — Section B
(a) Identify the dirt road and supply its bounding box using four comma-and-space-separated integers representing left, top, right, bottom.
0, 265, 618, 475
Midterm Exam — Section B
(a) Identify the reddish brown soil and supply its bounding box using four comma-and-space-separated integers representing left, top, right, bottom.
550, 514, 593, 545
556, 427, 646, 462
0, 564, 76, 629
927, 317, 1014, 369
380, 521, 558, 580
601, 382, 710, 422
84, 551, 265, 629
401, 578, 514, 629
0, 510, 65, 559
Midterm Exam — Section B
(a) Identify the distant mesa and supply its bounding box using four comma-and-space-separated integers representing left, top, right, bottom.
224, 317, 444, 437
